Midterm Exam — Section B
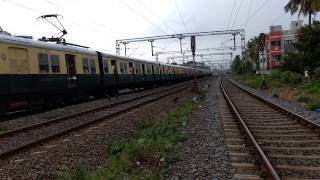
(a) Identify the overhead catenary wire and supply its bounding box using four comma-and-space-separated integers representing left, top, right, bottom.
2, 0, 127, 40
239, 0, 270, 28
244, 0, 253, 29
44, 0, 64, 10
174, 0, 188, 33
2, 0, 45, 14
227, 0, 237, 29
136, 0, 177, 34
230, 0, 245, 29
1, 0, 121, 53
118, 0, 167, 34
259, 11, 286, 33
43, 0, 131, 38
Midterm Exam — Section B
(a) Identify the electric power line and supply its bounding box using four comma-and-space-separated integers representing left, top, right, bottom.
118, 0, 167, 34
174, 0, 188, 33
2, 0, 121, 41
44, 0, 64, 10
245, 0, 253, 29
230, 0, 245, 28
227, 1, 237, 29
2, 0, 45, 14
239, 0, 270, 28
136, 0, 176, 34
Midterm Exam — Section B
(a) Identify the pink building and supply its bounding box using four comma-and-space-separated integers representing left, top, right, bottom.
263, 21, 302, 71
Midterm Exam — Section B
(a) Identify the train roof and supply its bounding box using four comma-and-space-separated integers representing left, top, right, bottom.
0, 34, 96, 55
0, 34, 210, 72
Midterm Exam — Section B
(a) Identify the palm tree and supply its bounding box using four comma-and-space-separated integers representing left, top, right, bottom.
284, 0, 320, 26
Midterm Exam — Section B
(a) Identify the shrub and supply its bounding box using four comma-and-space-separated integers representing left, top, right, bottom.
280, 71, 303, 85
314, 67, 320, 79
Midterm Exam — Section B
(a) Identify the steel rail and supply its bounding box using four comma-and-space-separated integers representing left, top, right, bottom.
227, 77, 320, 132
0, 83, 192, 159
219, 78, 281, 180
0, 82, 190, 139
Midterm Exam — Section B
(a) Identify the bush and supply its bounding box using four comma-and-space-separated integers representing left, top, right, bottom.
279, 71, 303, 85
314, 67, 320, 79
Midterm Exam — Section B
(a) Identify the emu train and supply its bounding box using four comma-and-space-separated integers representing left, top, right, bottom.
0, 34, 211, 114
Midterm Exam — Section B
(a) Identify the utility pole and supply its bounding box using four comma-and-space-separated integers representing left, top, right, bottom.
124, 42, 128, 56
191, 35, 198, 92
150, 40, 154, 56
259, 33, 266, 87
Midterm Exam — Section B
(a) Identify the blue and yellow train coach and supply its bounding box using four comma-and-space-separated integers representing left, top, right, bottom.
0, 34, 210, 114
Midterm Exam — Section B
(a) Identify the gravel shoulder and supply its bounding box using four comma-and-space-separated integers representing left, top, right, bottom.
230, 78, 320, 124
165, 77, 232, 179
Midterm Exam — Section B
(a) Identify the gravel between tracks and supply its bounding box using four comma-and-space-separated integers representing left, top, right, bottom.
164, 77, 232, 179
0, 83, 196, 179
230, 78, 320, 124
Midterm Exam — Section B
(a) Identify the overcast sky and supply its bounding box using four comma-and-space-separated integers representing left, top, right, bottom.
0, 0, 316, 67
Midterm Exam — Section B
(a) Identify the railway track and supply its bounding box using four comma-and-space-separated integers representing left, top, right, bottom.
0, 87, 147, 123
0, 82, 193, 159
220, 77, 320, 179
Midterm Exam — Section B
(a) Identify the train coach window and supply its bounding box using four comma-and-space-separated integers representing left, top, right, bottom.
102, 59, 108, 74
50, 55, 60, 73
89, 59, 96, 74
82, 58, 89, 74
134, 63, 140, 74
38, 53, 49, 73
119, 62, 128, 74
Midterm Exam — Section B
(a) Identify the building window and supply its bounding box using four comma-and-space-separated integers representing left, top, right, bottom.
103, 59, 108, 74
90, 59, 96, 74
38, 53, 49, 73
50, 55, 60, 73
271, 41, 281, 47
272, 55, 281, 61
82, 58, 89, 74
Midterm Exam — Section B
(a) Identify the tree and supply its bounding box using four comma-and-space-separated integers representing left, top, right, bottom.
231, 55, 254, 74
281, 21, 320, 75
231, 55, 242, 74
246, 36, 263, 73
284, 0, 320, 26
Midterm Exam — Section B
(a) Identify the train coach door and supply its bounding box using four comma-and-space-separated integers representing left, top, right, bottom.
142, 64, 146, 80
111, 60, 118, 84
65, 54, 77, 88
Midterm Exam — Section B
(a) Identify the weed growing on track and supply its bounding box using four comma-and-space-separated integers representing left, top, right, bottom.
64, 101, 199, 179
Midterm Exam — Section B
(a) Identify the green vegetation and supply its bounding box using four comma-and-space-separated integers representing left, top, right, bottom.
64, 101, 199, 180
234, 71, 320, 110
284, 0, 320, 26
230, 16, 320, 111
281, 21, 320, 76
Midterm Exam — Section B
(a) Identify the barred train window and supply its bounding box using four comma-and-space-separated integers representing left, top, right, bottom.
119, 62, 128, 74
38, 53, 49, 73
135, 64, 140, 74
50, 55, 60, 73
124, 62, 127, 73
103, 59, 108, 74
82, 58, 89, 74
119, 62, 123, 74
89, 59, 96, 74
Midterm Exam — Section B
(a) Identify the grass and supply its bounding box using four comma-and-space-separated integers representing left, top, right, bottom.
63, 101, 199, 180
233, 72, 320, 111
